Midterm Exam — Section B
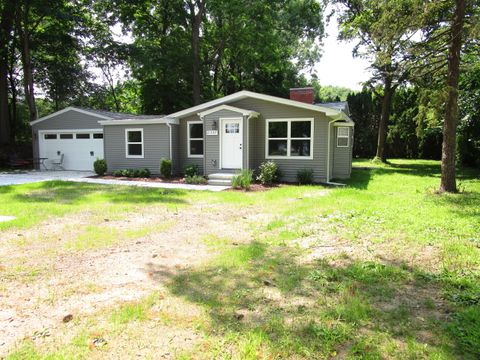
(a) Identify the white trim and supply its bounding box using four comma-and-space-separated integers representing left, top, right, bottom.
187, 120, 204, 158
246, 115, 249, 169
336, 127, 350, 147
99, 118, 179, 126
125, 128, 144, 158
166, 123, 173, 160
197, 104, 259, 118
326, 119, 337, 182
219, 117, 243, 170
30, 107, 111, 126
333, 122, 355, 127
168, 90, 351, 121
265, 118, 314, 160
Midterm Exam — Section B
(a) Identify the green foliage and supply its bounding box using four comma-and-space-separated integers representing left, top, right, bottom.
160, 158, 172, 178
448, 306, 480, 357
297, 169, 314, 184
256, 161, 279, 185
232, 169, 254, 190
184, 164, 200, 178
112, 168, 150, 178
93, 159, 107, 176
185, 175, 207, 185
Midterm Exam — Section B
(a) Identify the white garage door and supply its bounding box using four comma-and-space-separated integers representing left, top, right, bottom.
39, 130, 104, 171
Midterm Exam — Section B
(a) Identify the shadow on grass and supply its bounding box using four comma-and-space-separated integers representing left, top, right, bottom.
11, 181, 189, 206
146, 242, 479, 358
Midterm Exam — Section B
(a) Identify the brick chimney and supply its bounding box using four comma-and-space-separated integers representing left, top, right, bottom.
289, 87, 315, 104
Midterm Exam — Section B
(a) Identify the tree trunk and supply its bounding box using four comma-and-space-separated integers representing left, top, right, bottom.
0, 1, 14, 145
188, 0, 204, 106
17, 3, 37, 122
375, 75, 393, 162
440, 0, 466, 193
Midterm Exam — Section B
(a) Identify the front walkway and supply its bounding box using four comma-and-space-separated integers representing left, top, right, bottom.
0, 170, 229, 191
70, 177, 230, 192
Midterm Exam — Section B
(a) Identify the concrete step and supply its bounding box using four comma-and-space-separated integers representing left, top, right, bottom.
208, 179, 232, 186
208, 173, 236, 180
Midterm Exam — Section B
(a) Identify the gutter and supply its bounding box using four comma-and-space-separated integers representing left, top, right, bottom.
166, 123, 173, 161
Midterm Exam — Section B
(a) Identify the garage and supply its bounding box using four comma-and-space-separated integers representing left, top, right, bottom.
31, 107, 149, 171
38, 130, 104, 171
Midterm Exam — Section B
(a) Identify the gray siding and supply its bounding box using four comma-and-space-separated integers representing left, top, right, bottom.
332, 126, 353, 179
31, 110, 104, 168
229, 98, 330, 182
203, 109, 247, 176
103, 124, 170, 175
178, 115, 204, 175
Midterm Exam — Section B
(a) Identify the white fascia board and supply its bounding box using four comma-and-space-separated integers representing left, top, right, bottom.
168, 90, 345, 119
98, 118, 179, 126
197, 104, 260, 118
30, 107, 111, 126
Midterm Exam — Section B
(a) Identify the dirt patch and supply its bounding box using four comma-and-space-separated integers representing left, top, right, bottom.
0, 201, 271, 356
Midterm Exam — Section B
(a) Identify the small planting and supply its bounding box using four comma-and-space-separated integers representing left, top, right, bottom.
257, 160, 279, 185
185, 175, 207, 185
297, 168, 314, 185
160, 158, 172, 178
184, 164, 199, 177
112, 168, 150, 178
232, 169, 253, 190
93, 159, 107, 176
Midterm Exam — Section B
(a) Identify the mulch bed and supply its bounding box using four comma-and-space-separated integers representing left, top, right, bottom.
89, 175, 186, 183
227, 183, 285, 192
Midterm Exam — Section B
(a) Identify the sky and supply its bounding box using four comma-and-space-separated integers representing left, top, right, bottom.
313, 13, 372, 90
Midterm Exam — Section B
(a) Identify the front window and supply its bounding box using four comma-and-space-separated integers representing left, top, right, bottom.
126, 129, 144, 158
188, 121, 204, 157
337, 127, 349, 147
266, 119, 313, 158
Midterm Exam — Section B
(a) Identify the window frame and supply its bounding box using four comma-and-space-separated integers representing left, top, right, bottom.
265, 118, 314, 160
187, 120, 204, 158
125, 128, 144, 158
336, 126, 350, 148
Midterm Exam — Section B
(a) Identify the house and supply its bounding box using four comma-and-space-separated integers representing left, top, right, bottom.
30, 87, 354, 183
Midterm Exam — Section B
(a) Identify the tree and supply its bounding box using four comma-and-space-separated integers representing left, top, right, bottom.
334, 0, 422, 162
0, 0, 15, 144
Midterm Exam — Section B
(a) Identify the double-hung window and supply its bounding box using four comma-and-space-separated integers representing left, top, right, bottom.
336, 127, 349, 147
266, 118, 313, 159
125, 129, 144, 158
188, 121, 204, 157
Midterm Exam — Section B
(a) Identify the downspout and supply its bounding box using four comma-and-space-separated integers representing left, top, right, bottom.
326, 118, 337, 183
166, 122, 173, 173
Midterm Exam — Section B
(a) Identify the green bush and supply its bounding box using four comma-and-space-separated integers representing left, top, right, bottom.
256, 160, 279, 185
113, 170, 123, 177
137, 168, 151, 178
297, 168, 314, 185
160, 158, 172, 178
112, 168, 151, 178
232, 169, 253, 190
184, 164, 199, 177
93, 159, 107, 176
122, 169, 134, 177
185, 175, 207, 185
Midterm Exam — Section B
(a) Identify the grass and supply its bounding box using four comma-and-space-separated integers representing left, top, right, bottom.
2, 159, 480, 359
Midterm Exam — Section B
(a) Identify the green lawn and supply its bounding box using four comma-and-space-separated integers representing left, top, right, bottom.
2, 159, 479, 359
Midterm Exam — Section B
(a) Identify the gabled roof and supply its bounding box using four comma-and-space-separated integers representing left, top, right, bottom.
197, 104, 260, 118
167, 90, 350, 120
30, 106, 165, 126
316, 102, 350, 116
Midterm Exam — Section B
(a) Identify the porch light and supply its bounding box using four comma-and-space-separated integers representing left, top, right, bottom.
212, 120, 217, 131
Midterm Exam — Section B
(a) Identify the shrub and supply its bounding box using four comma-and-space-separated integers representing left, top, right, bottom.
184, 164, 199, 177
160, 158, 172, 178
185, 175, 207, 185
297, 168, 314, 185
137, 168, 151, 178
93, 159, 107, 176
113, 170, 123, 177
121, 169, 134, 177
257, 160, 279, 185
232, 169, 253, 190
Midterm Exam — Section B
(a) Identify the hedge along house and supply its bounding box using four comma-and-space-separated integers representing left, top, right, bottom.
98, 87, 354, 184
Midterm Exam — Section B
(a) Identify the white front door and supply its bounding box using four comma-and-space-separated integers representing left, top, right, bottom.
221, 118, 243, 169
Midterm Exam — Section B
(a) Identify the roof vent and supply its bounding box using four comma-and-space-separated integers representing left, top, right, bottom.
289, 87, 315, 104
